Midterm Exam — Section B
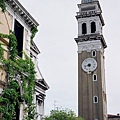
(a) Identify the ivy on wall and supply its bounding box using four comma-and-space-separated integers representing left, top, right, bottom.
0, 1, 38, 119
31, 27, 38, 43
0, 32, 36, 120
0, 0, 6, 12
0, 0, 38, 43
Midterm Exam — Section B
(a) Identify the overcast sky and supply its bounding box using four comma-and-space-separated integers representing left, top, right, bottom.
19, 0, 120, 116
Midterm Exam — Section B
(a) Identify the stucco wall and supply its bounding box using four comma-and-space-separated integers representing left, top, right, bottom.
0, 8, 13, 43
0, 40, 8, 86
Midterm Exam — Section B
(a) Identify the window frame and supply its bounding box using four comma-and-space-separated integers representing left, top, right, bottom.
93, 74, 97, 81
91, 21, 96, 33
82, 23, 87, 34
92, 50, 96, 57
14, 19, 24, 58
93, 96, 98, 103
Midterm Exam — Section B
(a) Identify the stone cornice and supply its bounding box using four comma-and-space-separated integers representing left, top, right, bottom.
35, 79, 49, 91
36, 92, 45, 102
76, 1, 105, 26
30, 41, 40, 55
74, 34, 107, 49
77, 40, 104, 53
76, 13, 105, 26
5, 0, 39, 28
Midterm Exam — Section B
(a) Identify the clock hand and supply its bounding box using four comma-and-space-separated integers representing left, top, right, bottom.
87, 63, 91, 67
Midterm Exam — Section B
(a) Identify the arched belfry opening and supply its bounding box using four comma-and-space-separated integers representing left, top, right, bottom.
82, 23, 87, 34
91, 21, 96, 33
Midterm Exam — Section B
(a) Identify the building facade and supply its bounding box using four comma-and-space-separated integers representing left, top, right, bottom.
108, 114, 120, 120
0, 0, 49, 120
75, 0, 107, 120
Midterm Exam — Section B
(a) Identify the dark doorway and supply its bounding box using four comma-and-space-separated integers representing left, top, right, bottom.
14, 20, 24, 57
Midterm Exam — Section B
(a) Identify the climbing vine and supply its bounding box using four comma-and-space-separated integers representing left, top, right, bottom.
0, 0, 6, 12
31, 26, 38, 43
0, 31, 36, 120
0, 1, 38, 119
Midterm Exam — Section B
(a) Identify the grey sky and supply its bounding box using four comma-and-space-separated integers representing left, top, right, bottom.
19, 0, 120, 116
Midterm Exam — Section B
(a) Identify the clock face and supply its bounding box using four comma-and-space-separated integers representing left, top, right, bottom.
82, 58, 97, 72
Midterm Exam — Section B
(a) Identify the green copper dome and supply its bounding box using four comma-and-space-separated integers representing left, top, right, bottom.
81, 0, 98, 3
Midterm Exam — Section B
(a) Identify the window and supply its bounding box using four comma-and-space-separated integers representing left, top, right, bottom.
92, 50, 96, 57
14, 20, 24, 57
82, 23, 87, 34
93, 74, 97, 81
93, 96, 98, 103
91, 21, 96, 33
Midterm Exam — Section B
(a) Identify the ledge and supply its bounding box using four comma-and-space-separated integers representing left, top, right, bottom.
5, 0, 39, 28
74, 33, 107, 48
35, 79, 49, 91
76, 1, 105, 26
0, 80, 6, 87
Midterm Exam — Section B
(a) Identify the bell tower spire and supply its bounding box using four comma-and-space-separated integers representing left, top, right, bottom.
75, 0, 107, 120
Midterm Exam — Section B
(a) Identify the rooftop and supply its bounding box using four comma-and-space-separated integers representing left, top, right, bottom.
5, 0, 39, 28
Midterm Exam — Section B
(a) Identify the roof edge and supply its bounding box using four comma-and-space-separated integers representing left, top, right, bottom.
5, 0, 39, 28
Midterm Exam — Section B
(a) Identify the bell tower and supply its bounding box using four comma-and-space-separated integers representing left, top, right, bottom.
75, 0, 107, 120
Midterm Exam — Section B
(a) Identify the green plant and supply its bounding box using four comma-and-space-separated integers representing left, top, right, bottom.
0, 2, 38, 119
31, 26, 38, 43
0, 0, 6, 12
45, 109, 84, 120
0, 31, 36, 120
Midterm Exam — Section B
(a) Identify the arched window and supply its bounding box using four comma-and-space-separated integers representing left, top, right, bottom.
92, 50, 96, 57
82, 23, 87, 34
91, 21, 96, 33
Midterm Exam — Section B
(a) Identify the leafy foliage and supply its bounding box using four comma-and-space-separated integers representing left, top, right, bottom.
0, 0, 6, 12
45, 109, 84, 120
31, 27, 38, 43
0, 30, 36, 120
0, 2, 38, 119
